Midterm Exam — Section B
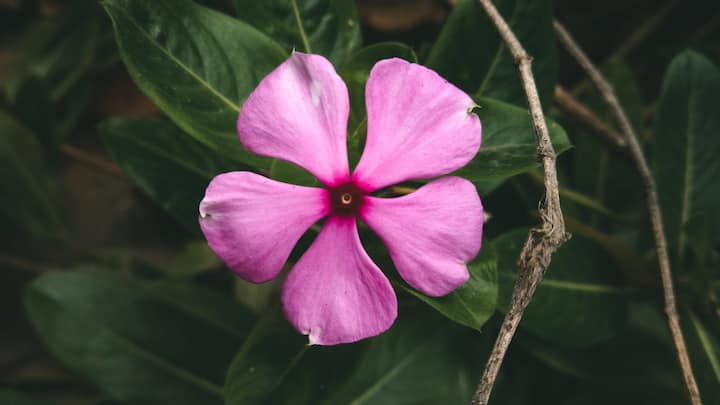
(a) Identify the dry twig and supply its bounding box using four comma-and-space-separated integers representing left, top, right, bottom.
553, 20, 703, 405
61, 144, 124, 177
606, 0, 676, 63
553, 85, 626, 149
470, 1, 569, 403
0, 252, 54, 274
570, 0, 675, 95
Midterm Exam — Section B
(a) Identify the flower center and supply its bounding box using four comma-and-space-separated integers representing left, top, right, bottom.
328, 182, 365, 216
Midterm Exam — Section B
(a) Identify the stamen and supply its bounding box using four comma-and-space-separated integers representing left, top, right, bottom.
327, 182, 365, 216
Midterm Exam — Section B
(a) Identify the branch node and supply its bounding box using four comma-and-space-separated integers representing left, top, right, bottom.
471, 1, 568, 404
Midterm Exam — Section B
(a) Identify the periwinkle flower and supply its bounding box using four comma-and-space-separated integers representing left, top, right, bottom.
199, 52, 483, 345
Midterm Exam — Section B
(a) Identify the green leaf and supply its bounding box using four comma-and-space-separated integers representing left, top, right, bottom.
427, 0, 557, 106
684, 311, 720, 402
232, 0, 361, 66
653, 50, 720, 263
100, 117, 239, 233
571, 58, 644, 219
454, 97, 571, 182
494, 229, 628, 346
5, 4, 103, 102
0, 390, 55, 405
224, 310, 305, 404
103, 0, 287, 168
0, 111, 65, 238
402, 245, 497, 331
25, 271, 254, 405
233, 277, 280, 313
167, 240, 222, 278
319, 312, 475, 405
269, 159, 319, 187
601, 58, 645, 134
224, 309, 361, 405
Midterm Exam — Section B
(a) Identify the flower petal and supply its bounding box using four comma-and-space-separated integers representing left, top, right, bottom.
237, 52, 350, 186
361, 177, 483, 296
282, 216, 397, 345
199, 171, 328, 283
352, 58, 481, 191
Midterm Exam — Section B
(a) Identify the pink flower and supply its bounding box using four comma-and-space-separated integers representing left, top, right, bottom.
199, 52, 483, 345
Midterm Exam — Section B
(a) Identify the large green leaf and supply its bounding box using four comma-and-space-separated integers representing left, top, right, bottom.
232, 0, 361, 66
454, 97, 571, 182
224, 309, 362, 405
318, 312, 476, 405
25, 271, 254, 405
225, 309, 477, 404
402, 245, 497, 331
0, 111, 64, 238
521, 304, 686, 402
684, 311, 720, 403
103, 0, 287, 168
100, 117, 239, 233
653, 51, 720, 262
494, 229, 628, 346
427, 0, 557, 107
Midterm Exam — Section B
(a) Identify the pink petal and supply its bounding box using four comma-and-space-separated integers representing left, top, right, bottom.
199, 172, 328, 283
282, 216, 397, 345
361, 177, 483, 297
352, 58, 481, 191
237, 52, 350, 186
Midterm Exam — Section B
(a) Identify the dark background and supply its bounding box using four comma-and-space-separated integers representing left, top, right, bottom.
1, 0, 718, 403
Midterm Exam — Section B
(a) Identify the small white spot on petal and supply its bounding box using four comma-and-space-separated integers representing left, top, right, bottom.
307, 327, 321, 345
311, 80, 321, 107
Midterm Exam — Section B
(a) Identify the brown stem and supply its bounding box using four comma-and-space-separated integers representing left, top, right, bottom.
690, 8, 720, 42
470, 1, 569, 404
61, 144, 124, 177
554, 20, 703, 405
553, 85, 626, 149
570, 0, 675, 95
0, 253, 54, 274
606, 0, 676, 63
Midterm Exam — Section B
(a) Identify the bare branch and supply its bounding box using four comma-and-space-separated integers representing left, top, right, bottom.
0, 252, 55, 274
554, 19, 703, 405
61, 144, 124, 177
607, 0, 676, 62
570, 0, 675, 95
470, 1, 570, 403
553, 85, 626, 149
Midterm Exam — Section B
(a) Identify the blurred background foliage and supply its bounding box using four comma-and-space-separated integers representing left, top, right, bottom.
0, 0, 719, 404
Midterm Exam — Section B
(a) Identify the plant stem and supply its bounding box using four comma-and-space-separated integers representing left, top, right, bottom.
0, 253, 55, 274
290, 0, 312, 53
553, 85, 626, 149
605, 0, 676, 63
554, 20, 703, 405
526, 170, 624, 222
570, 0, 676, 95
61, 144, 124, 177
470, 1, 569, 403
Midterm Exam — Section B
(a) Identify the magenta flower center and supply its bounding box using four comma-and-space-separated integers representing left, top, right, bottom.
328, 182, 365, 216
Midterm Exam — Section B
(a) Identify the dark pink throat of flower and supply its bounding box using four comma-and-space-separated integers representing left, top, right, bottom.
327, 182, 365, 216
